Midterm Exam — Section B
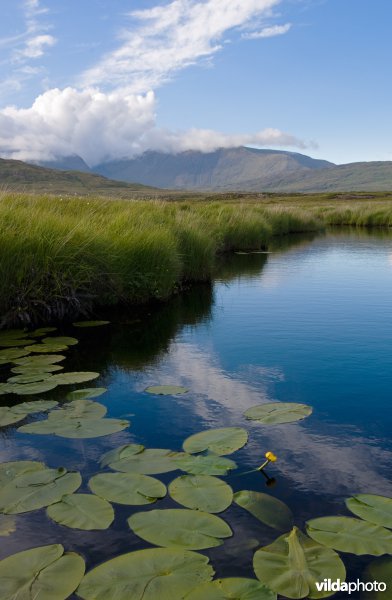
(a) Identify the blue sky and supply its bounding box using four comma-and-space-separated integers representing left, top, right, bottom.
0, 0, 391, 166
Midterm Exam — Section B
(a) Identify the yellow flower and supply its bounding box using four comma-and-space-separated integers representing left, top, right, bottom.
265, 451, 277, 462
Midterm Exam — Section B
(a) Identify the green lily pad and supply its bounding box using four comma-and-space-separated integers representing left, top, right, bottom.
0, 514, 16, 536
0, 383, 13, 395
104, 447, 180, 474
73, 320, 110, 327
234, 491, 294, 531
175, 453, 237, 476
25, 343, 69, 353
346, 494, 392, 529
0, 329, 27, 340
89, 472, 166, 505
51, 371, 100, 385
0, 406, 26, 427
306, 516, 392, 556
28, 327, 58, 337
0, 460, 46, 485
145, 385, 189, 395
253, 527, 346, 599
245, 402, 313, 425
42, 336, 78, 346
48, 399, 107, 420
0, 348, 30, 361
14, 354, 66, 366
7, 373, 53, 384
11, 364, 64, 374
185, 578, 277, 600
0, 544, 85, 600
361, 557, 392, 599
0, 467, 82, 514
77, 548, 213, 600
47, 494, 114, 530
183, 427, 248, 456
129, 508, 232, 550
66, 387, 107, 400
6, 380, 58, 395
19, 417, 129, 438
0, 339, 32, 347
10, 400, 58, 415
169, 475, 233, 513
100, 443, 145, 467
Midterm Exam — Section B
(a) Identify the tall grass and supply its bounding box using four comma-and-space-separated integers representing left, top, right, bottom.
0, 194, 321, 326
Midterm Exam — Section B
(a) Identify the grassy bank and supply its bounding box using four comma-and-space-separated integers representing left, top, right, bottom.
0, 194, 321, 326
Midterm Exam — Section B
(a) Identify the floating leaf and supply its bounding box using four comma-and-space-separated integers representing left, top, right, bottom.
0, 544, 85, 600
185, 578, 277, 600
7, 373, 53, 384
245, 402, 313, 425
14, 354, 66, 366
0, 460, 46, 485
0, 467, 82, 514
73, 320, 110, 327
89, 472, 166, 505
51, 371, 100, 385
346, 494, 392, 529
19, 417, 129, 438
105, 447, 180, 474
183, 427, 248, 456
169, 475, 233, 513
0, 329, 27, 340
0, 383, 12, 395
306, 516, 392, 556
0, 339, 32, 347
11, 364, 64, 374
28, 327, 58, 337
0, 514, 16, 536
47, 494, 114, 530
175, 453, 237, 476
25, 343, 69, 353
48, 399, 107, 420
0, 406, 26, 427
234, 491, 294, 531
6, 380, 58, 395
11, 400, 58, 415
42, 336, 78, 346
361, 557, 392, 599
100, 443, 145, 467
145, 385, 189, 395
66, 387, 107, 400
77, 548, 213, 600
253, 527, 346, 599
129, 508, 232, 550
0, 348, 30, 361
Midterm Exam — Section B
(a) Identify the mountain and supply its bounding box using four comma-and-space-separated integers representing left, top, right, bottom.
0, 158, 157, 197
95, 147, 334, 190
36, 155, 91, 173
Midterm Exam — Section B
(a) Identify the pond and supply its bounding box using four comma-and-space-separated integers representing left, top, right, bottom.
1, 228, 392, 599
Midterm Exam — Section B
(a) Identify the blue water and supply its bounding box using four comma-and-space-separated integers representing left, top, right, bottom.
1, 229, 391, 598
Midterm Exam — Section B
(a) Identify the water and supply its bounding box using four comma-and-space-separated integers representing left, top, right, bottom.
1, 229, 392, 598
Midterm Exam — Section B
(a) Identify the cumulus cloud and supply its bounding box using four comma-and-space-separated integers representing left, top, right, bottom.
242, 23, 291, 39
0, 87, 305, 166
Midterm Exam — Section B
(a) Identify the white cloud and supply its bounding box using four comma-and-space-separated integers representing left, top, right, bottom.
16, 34, 56, 59
243, 23, 291, 39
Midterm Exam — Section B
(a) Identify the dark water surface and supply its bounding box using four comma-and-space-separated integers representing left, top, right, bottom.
1, 229, 392, 598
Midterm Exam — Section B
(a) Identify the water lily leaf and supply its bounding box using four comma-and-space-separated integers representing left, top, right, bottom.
253, 527, 346, 599
28, 327, 58, 337
0, 467, 82, 514
18, 418, 65, 435
245, 402, 313, 425
0, 460, 46, 485
42, 336, 78, 346
73, 320, 110, 327
105, 447, 180, 474
346, 494, 392, 529
0, 406, 26, 427
175, 453, 237, 476
129, 508, 232, 550
51, 371, 100, 385
145, 385, 189, 395
66, 387, 107, 400
19, 417, 129, 438
0, 514, 16, 536
11, 400, 58, 414
183, 427, 248, 456
234, 491, 294, 531
6, 380, 58, 395
25, 343, 69, 353
89, 472, 166, 505
7, 373, 53, 384
0, 339, 32, 347
47, 494, 114, 530
0, 383, 13, 395
361, 557, 392, 599
0, 348, 30, 361
185, 577, 277, 600
306, 516, 392, 556
77, 547, 213, 600
100, 443, 145, 467
14, 354, 66, 366
169, 475, 233, 513
0, 329, 27, 340
11, 364, 64, 374
0, 543, 85, 600
48, 399, 107, 420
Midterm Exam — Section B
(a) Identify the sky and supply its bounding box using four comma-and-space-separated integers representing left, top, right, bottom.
0, 0, 391, 167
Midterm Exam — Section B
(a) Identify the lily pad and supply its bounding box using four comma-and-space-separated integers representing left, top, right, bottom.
0, 329, 27, 340
169, 475, 233, 513
48, 399, 107, 420
89, 472, 166, 505
51, 371, 100, 385
66, 387, 107, 400
11, 364, 64, 374
0, 406, 26, 427
7, 373, 53, 384
234, 491, 294, 531
47, 494, 114, 530
0, 339, 32, 347
42, 336, 78, 346
73, 320, 110, 327
0, 348, 30, 361
128, 508, 232, 550
306, 516, 392, 556
14, 354, 66, 366
175, 453, 237, 476
100, 443, 145, 467
10, 400, 58, 415
145, 385, 189, 395
0, 544, 85, 600
185, 578, 277, 600
105, 447, 180, 474
28, 327, 58, 337
183, 427, 248, 456
253, 527, 346, 599
361, 557, 392, 599
245, 402, 313, 425
77, 548, 213, 600
0, 514, 16, 536
25, 343, 69, 353
6, 380, 58, 395
0, 383, 12, 395
346, 494, 392, 529
0, 467, 82, 514
0, 460, 46, 485
19, 417, 129, 438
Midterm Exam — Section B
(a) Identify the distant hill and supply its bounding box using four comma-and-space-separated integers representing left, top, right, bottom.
36, 155, 92, 173
0, 158, 157, 197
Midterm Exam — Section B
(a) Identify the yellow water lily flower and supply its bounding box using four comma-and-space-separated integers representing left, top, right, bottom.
265, 451, 277, 462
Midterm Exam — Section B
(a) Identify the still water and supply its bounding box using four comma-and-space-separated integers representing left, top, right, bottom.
1, 229, 392, 598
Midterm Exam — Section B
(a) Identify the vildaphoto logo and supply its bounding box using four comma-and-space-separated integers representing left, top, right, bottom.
315, 579, 387, 595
